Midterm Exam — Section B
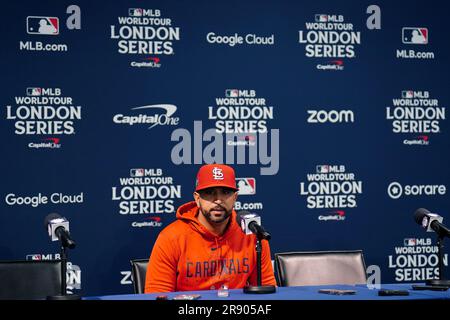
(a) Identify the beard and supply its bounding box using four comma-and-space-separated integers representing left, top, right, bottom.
200, 205, 232, 224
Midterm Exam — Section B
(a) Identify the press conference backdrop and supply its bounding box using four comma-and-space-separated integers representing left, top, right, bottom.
1, 0, 449, 296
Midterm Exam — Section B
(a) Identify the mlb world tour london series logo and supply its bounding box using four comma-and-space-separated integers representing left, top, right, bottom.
5, 87, 82, 148
208, 89, 274, 134
298, 13, 361, 70
170, 89, 279, 175
386, 90, 445, 145
389, 237, 448, 282
111, 168, 182, 228
299, 165, 363, 221
110, 8, 181, 68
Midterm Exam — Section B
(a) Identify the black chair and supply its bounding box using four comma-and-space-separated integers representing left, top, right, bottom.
130, 258, 148, 294
0, 260, 62, 300
275, 250, 367, 287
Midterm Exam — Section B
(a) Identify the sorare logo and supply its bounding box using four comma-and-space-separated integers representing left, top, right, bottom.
27, 16, 59, 35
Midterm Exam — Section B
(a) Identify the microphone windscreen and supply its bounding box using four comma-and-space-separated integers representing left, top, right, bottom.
44, 213, 62, 229
236, 210, 251, 224
414, 208, 430, 225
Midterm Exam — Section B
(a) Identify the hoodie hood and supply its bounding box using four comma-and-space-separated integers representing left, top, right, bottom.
176, 201, 240, 240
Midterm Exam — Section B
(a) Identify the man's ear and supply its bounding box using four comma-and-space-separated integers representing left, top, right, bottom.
193, 192, 200, 207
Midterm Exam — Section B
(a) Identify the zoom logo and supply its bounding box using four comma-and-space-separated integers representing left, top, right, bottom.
307, 109, 354, 123
388, 182, 446, 199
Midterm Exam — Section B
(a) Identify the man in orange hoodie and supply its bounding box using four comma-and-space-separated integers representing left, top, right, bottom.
144, 164, 276, 293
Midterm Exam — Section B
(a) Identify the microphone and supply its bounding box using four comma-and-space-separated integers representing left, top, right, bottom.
236, 211, 276, 294
236, 211, 271, 240
414, 208, 450, 238
44, 213, 76, 249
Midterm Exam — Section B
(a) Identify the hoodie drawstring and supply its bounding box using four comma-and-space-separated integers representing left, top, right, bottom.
215, 237, 220, 259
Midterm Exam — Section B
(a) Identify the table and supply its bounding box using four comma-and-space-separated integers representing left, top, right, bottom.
86, 283, 450, 300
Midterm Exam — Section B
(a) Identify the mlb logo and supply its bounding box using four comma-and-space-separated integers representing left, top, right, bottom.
130, 168, 145, 177
402, 90, 414, 99
404, 238, 416, 246
316, 165, 329, 173
225, 89, 239, 98
315, 14, 328, 22
129, 8, 143, 17
402, 27, 428, 44
236, 178, 256, 195
26, 254, 42, 261
26, 16, 59, 35
27, 87, 42, 96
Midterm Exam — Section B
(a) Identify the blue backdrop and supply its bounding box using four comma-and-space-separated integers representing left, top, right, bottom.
1, 0, 449, 296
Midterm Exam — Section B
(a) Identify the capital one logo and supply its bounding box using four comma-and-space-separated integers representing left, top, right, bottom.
212, 167, 224, 180
387, 182, 446, 199
112, 104, 179, 129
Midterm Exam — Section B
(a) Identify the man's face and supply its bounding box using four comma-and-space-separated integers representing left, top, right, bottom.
194, 187, 238, 224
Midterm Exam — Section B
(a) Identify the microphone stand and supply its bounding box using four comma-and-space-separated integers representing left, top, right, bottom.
243, 236, 276, 294
47, 244, 81, 300
426, 235, 450, 287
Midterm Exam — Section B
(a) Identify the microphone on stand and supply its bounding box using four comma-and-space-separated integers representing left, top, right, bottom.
44, 213, 81, 300
236, 211, 271, 240
45, 213, 76, 249
414, 208, 450, 287
414, 208, 450, 238
236, 211, 276, 294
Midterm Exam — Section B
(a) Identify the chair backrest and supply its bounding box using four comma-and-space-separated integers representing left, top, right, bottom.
275, 250, 367, 287
0, 260, 62, 300
130, 259, 148, 294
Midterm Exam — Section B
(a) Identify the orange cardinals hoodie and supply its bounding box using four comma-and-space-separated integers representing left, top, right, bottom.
144, 201, 276, 293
